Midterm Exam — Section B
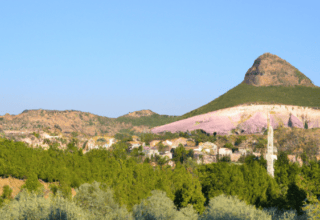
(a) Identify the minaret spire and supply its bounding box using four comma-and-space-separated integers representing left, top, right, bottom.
267, 112, 276, 177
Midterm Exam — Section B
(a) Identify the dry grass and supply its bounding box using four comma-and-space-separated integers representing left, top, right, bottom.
0, 176, 77, 199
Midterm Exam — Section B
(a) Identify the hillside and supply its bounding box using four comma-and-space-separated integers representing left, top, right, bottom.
180, 53, 319, 120
180, 83, 320, 120
115, 110, 178, 128
0, 109, 178, 137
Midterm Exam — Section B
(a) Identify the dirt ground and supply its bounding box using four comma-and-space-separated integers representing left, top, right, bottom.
0, 176, 76, 198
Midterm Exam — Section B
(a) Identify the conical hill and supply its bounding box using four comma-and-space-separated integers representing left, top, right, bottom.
180, 53, 319, 120
243, 53, 315, 87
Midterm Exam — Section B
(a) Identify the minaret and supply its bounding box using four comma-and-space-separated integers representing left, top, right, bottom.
267, 112, 276, 177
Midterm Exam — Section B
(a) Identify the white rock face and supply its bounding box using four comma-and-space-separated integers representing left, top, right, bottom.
152, 104, 320, 135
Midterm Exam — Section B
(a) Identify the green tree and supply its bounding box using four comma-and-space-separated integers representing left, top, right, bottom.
172, 144, 187, 164
133, 190, 179, 220
200, 195, 272, 220
74, 181, 132, 219
22, 172, 42, 193
1, 185, 12, 200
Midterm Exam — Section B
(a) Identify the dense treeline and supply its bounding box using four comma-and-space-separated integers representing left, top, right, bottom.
0, 139, 205, 212
1, 138, 320, 219
0, 182, 303, 220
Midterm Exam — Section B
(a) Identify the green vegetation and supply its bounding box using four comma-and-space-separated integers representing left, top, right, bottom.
0, 139, 205, 212
2, 183, 303, 220
1, 139, 320, 218
234, 135, 247, 146
116, 114, 178, 127
295, 70, 309, 83
32, 132, 40, 138
181, 83, 320, 119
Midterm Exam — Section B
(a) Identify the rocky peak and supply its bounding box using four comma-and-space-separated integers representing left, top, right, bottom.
243, 53, 315, 87
124, 110, 156, 118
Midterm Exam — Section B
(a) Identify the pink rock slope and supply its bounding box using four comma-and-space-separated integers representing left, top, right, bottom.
152, 105, 320, 135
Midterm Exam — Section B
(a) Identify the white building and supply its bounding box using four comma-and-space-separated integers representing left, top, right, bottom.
219, 148, 232, 156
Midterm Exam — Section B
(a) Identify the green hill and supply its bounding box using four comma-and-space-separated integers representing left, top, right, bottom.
180, 83, 320, 120
116, 113, 178, 127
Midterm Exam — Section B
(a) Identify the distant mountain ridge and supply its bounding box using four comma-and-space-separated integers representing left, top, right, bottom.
0, 109, 177, 136
1, 53, 319, 136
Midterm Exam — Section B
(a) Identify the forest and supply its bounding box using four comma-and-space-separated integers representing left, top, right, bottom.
0, 137, 320, 219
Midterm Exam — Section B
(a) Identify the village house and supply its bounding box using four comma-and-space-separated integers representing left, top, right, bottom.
219, 148, 232, 157
194, 152, 216, 164
170, 137, 188, 148
231, 152, 242, 162
194, 142, 218, 155
143, 147, 159, 158
161, 151, 172, 159
149, 140, 160, 147
128, 140, 141, 150
238, 146, 249, 155
87, 138, 116, 151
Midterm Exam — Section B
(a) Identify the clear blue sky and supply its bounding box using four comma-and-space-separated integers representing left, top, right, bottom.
1, 1, 319, 118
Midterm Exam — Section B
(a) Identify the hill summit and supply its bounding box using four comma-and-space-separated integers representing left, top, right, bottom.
123, 110, 156, 118
243, 53, 315, 87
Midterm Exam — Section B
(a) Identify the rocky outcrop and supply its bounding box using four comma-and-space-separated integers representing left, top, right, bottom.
243, 53, 315, 87
123, 110, 156, 118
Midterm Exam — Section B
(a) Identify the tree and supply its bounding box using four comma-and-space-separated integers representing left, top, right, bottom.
1, 185, 12, 200
74, 181, 132, 219
304, 121, 309, 129
22, 172, 42, 193
133, 190, 179, 220
201, 195, 271, 220
286, 182, 307, 215
172, 144, 188, 164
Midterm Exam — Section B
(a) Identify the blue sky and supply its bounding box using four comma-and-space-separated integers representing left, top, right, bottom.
1, 1, 319, 117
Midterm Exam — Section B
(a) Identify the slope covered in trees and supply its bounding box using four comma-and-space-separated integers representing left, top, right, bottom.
1, 138, 320, 218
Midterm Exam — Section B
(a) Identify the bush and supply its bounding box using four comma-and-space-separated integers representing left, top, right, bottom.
1, 185, 12, 200
200, 194, 271, 220
224, 142, 234, 149
133, 190, 179, 220
0, 190, 91, 220
74, 181, 132, 219
235, 136, 247, 146
32, 132, 40, 138
21, 172, 42, 193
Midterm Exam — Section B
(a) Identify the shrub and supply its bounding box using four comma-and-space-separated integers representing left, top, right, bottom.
200, 194, 271, 220
21, 172, 42, 193
133, 190, 179, 220
235, 136, 247, 146
74, 181, 132, 220
224, 142, 234, 149
1, 185, 13, 200
32, 132, 40, 138
0, 190, 91, 220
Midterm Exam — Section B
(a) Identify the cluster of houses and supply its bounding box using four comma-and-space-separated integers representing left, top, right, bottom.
84, 135, 311, 166
86, 137, 116, 151
127, 137, 249, 165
